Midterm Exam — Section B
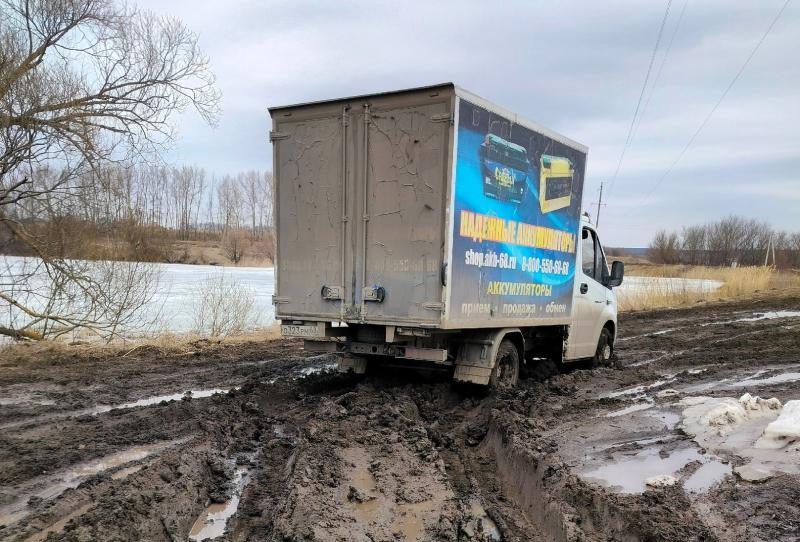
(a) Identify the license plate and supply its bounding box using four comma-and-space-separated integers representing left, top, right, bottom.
281, 324, 324, 338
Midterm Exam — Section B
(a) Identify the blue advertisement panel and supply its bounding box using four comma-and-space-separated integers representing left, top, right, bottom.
450, 98, 586, 323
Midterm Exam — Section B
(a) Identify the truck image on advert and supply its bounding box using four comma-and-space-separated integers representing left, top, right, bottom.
270, 83, 624, 387
479, 134, 529, 203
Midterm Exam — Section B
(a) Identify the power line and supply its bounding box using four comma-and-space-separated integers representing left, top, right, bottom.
592, 182, 607, 227
607, 0, 673, 196
634, 0, 791, 210
631, 0, 690, 141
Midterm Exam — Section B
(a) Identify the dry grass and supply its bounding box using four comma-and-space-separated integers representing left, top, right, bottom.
0, 324, 283, 364
617, 265, 787, 311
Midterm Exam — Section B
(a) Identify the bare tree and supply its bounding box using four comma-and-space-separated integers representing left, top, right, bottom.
216, 175, 242, 232
222, 228, 248, 264
649, 216, 799, 269
169, 165, 205, 239
649, 230, 680, 264
681, 225, 707, 266
0, 0, 220, 340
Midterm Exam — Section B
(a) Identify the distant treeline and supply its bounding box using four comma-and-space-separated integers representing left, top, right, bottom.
649, 216, 800, 268
1, 164, 274, 264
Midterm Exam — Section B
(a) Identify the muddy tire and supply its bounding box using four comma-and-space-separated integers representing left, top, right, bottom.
490, 339, 520, 388
592, 328, 615, 368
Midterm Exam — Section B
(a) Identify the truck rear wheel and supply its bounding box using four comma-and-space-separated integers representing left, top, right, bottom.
592, 328, 615, 368
490, 339, 520, 388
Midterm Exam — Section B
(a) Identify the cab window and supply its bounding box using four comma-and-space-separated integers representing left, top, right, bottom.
581, 228, 595, 278
582, 227, 609, 284
595, 234, 609, 284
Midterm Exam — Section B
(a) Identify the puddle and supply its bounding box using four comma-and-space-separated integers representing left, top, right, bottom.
704, 310, 800, 326
645, 409, 682, 428
629, 350, 685, 368
0, 388, 235, 431
0, 395, 56, 406
297, 363, 337, 377
394, 501, 429, 540
338, 446, 452, 540
731, 371, 800, 388
601, 376, 677, 399
604, 434, 681, 452
582, 446, 730, 494
189, 467, 251, 541
348, 456, 381, 521
341, 446, 384, 526
680, 368, 800, 394
619, 328, 676, 342
468, 500, 501, 540
111, 464, 147, 480
605, 402, 654, 418
23, 503, 93, 542
92, 388, 233, 414
684, 459, 731, 493
0, 440, 182, 526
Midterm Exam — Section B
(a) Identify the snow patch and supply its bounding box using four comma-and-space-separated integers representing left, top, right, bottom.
755, 400, 800, 450
684, 393, 781, 436
645, 474, 678, 488
680, 394, 800, 482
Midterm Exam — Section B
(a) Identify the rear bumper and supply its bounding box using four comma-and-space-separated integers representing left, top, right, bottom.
304, 340, 450, 364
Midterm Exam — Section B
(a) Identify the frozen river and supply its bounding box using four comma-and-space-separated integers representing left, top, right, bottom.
1, 256, 275, 337
1, 254, 722, 337
615, 276, 723, 306
149, 262, 275, 334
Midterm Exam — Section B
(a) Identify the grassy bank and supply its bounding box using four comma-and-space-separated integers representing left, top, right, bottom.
0, 325, 284, 364
618, 265, 799, 311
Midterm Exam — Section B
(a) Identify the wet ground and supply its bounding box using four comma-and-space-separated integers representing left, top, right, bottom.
0, 292, 799, 541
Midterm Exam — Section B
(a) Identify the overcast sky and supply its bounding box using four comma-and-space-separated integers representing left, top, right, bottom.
138, 0, 799, 247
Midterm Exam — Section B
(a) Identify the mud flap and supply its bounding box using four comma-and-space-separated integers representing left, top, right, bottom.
337, 355, 368, 375
453, 328, 522, 385
453, 364, 493, 385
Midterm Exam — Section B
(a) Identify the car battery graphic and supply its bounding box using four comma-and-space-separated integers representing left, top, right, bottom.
539, 154, 573, 213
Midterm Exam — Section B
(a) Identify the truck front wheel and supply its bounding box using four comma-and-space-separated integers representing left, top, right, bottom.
490, 339, 520, 388
592, 328, 615, 368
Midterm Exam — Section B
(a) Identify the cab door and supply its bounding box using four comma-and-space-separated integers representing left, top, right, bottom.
566, 226, 608, 358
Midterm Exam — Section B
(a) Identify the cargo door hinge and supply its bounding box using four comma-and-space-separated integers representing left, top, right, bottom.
431, 113, 454, 125
422, 302, 444, 311
269, 131, 289, 142
272, 295, 291, 305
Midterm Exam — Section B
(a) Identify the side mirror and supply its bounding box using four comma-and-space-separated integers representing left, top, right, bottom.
608, 261, 624, 288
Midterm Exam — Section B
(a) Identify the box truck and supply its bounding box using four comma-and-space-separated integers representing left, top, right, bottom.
270, 83, 624, 387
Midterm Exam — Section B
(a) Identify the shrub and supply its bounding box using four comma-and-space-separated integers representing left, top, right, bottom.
191, 273, 257, 337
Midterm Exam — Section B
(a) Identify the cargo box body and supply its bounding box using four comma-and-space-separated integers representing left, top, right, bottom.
270, 83, 588, 332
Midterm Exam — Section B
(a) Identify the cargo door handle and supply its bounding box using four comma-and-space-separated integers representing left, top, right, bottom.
362, 286, 385, 303
580, 283, 588, 294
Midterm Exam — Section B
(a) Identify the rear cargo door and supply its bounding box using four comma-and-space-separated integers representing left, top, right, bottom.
354, 98, 452, 325
273, 113, 347, 320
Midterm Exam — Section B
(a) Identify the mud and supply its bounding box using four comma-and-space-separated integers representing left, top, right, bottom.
0, 292, 799, 541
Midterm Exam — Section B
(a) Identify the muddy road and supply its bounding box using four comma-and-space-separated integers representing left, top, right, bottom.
1, 293, 799, 541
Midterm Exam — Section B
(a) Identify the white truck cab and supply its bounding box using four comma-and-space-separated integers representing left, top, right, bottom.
564, 217, 623, 364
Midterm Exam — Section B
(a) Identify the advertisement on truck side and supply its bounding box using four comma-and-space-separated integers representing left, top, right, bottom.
450, 98, 586, 323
